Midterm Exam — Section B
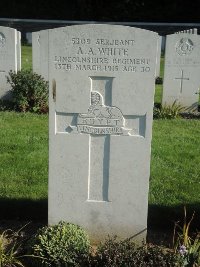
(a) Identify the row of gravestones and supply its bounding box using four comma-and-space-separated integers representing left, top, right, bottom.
0, 26, 21, 99
0, 24, 199, 244
32, 28, 200, 111
0, 25, 199, 111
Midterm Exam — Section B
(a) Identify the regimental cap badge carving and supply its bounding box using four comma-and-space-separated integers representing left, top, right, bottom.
175, 38, 194, 56
75, 91, 131, 135
0, 32, 6, 48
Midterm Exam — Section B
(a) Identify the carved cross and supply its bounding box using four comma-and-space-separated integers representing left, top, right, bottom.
56, 76, 146, 202
87, 77, 117, 202
175, 70, 189, 93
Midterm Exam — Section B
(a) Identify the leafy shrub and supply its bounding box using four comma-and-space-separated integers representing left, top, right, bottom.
154, 100, 185, 119
7, 70, 48, 113
138, 244, 179, 267
89, 236, 137, 267
89, 236, 178, 267
30, 221, 90, 267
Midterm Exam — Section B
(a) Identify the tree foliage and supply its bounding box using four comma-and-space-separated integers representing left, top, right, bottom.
0, 0, 199, 22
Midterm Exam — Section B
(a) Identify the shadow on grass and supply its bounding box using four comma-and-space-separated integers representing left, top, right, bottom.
0, 197, 47, 222
154, 102, 162, 109
148, 203, 200, 231
0, 198, 199, 232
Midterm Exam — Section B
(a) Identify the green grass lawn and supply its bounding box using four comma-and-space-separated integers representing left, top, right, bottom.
149, 118, 200, 228
151, 119, 200, 206
154, 84, 162, 104
155, 56, 164, 104
159, 56, 164, 79
21, 45, 32, 70
0, 112, 48, 199
0, 112, 48, 220
0, 111, 199, 228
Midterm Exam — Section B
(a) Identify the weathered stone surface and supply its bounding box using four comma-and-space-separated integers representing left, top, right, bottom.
17, 31, 21, 71
32, 31, 40, 74
32, 30, 49, 80
163, 30, 200, 110
48, 24, 158, 243
0, 26, 20, 99
155, 35, 162, 77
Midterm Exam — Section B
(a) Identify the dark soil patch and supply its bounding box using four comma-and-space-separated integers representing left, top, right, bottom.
0, 220, 174, 248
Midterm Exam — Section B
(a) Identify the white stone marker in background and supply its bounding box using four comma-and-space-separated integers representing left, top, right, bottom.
17, 31, 21, 71
32, 31, 40, 74
177, 28, 197, 34
163, 30, 200, 110
48, 24, 158, 243
32, 30, 49, 80
155, 35, 162, 78
0, 26, 20, 99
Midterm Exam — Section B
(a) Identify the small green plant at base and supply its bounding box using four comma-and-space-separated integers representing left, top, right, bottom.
0, 228, 27, 267
173, 206, 200, 266
7, 69, 48, 113
154, 100, 186, 119
30, 221, 90, 267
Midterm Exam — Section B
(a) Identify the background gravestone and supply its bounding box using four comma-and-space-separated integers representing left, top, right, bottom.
32, 32, 40, 74
162, 30, 200, 110
155, 35, 162, 78
17, 31, 21, 71
48, 24, 158, 243
177, 28, 197, 34
0, 26, 21, 99
32, 30, 49, 81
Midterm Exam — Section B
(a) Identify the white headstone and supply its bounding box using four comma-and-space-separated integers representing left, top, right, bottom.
48, 24, 158, 243
163, 30, 200, 110
32, 31, 40, 74
32, 30, 49, 80
17, 31, 21, 71
0, 26, 19, 99
155, 36, 162, 78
